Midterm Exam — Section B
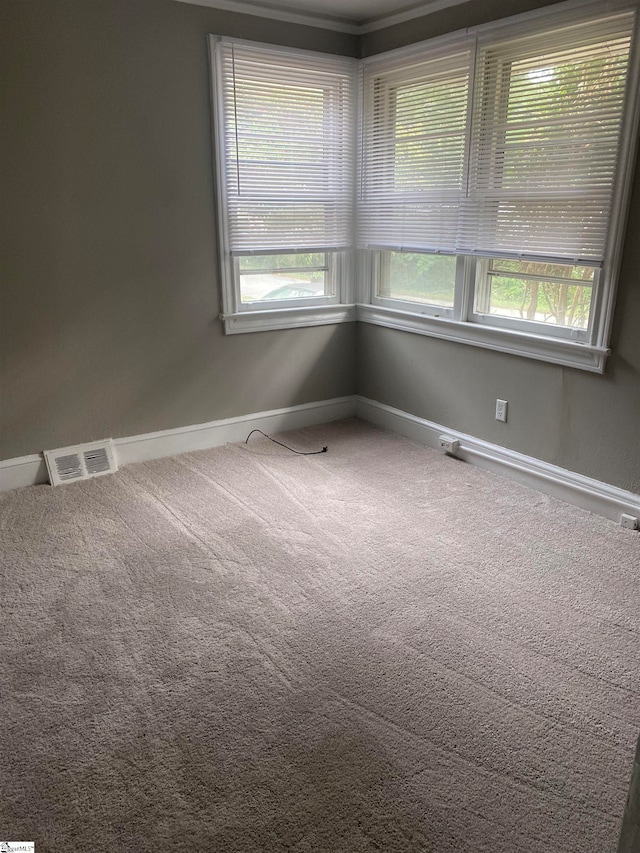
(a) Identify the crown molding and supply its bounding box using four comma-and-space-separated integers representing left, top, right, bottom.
173, 0, 360, 33
358, 0, 473, 33
172, 0, 471, 34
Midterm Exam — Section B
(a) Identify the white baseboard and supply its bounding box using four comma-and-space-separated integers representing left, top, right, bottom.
0, 396, 357, 493
4, 394, 639, 528
356, 396, 640, 526
114, 396, 356, 466
0, 454, 49, 492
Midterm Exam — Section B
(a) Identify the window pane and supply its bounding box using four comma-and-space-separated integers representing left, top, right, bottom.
379, 253, 456, 308
239, 253, 331, 303
360, 50, 471, 254
501, 41, 630, 192
468, 16, 634, 262
393, 71, 468, 192
216, 41, 355, 256
476, 260, 594, 329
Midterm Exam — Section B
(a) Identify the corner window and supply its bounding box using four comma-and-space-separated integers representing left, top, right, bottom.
208, 3, 639, 363
359, 4, 638, 370
209, 38, 357, 333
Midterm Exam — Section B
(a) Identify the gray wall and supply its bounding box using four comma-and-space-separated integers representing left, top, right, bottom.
2, 0, 639, 495
0, 0, 358, 460
358, 0, 640, 494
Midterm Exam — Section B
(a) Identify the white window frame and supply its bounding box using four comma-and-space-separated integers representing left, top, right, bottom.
232, 251, 344, 315
209, 37, 357, 335
372, 252, 464, 320
471, 258, 598, 342
207, 1, 640, 366
356, 0, 640, 372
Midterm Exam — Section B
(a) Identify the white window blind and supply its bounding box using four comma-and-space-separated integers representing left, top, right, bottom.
359, 10, 635, 266
359, 45, 472, 254
213, 40, 356, 256
463, 12, 635, 265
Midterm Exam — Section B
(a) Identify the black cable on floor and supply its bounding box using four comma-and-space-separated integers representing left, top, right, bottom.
245, 429, 327, 455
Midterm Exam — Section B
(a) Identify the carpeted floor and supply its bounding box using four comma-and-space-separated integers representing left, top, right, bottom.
1, 418, 638, 852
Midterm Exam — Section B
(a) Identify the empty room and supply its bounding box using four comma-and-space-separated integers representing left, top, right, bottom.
2, 0, 640, 850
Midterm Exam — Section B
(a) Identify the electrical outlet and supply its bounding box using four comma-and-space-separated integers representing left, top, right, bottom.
495, 399, 508, 422
439, 435, 460, 454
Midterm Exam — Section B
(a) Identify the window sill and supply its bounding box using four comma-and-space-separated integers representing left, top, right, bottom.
222, 303, 356, 334
356, 304, 609, 372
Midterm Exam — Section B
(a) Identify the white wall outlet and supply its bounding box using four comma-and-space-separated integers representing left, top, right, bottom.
439, 435, 460, 454
621, 513, 639, 530
495, 399, 508, 422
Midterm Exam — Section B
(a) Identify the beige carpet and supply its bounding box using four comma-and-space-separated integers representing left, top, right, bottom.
1, 418, 638, 852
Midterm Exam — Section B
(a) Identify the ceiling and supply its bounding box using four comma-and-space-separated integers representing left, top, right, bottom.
173, 0, 470, 32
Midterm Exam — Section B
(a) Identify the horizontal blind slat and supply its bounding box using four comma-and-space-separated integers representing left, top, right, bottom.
359, 10, 634, 263
463, 12, 633, 261
216, 40, 356, 255
359, 43, 472, 253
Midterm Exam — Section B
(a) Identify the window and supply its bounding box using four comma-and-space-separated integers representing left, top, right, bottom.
359, 47, 471, 258
209, 1, 639, 368
379, 252, 458, 312
237, 254, 335, 305
358, 3, 638, 370
473, 259, 597, 332
209, 38, 357, 333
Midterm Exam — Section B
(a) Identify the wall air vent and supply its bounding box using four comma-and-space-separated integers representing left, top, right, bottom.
44, 439, 118, 486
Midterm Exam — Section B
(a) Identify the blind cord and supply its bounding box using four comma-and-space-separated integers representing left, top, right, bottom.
231, 43, 241, 196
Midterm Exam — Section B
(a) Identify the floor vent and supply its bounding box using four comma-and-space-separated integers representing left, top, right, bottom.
44, 439, 118, 486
